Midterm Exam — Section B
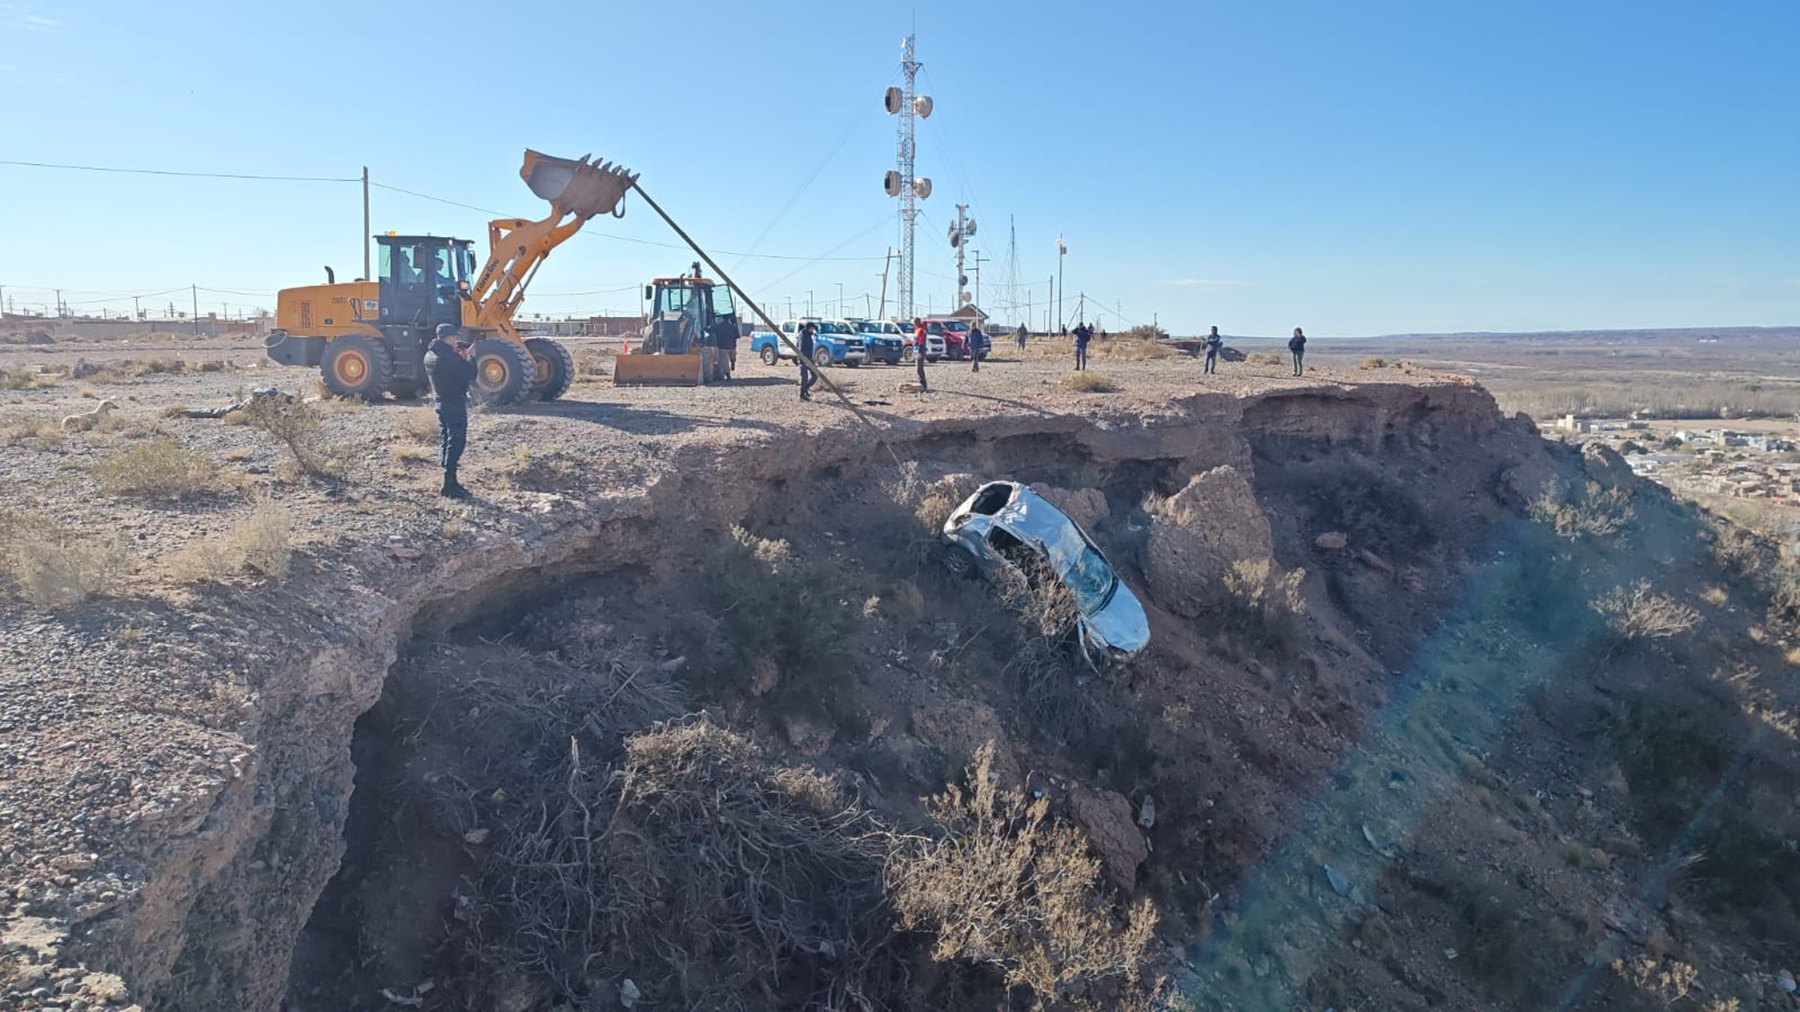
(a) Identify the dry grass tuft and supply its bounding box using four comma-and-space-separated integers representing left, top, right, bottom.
160, 497, 294, 584
0, 415, 62, 447
92, 437, 232, 500
1361, 356, 1388, 370
1061, 372, 1119, 393
1246, 351, 1285, 366
1700, 584, 1729, 608
397, 408, 441, 444
501, 445, 585, 491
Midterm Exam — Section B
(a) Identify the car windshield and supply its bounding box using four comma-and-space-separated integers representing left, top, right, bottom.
1062, 545, 1117, 614
942, 321, 969, 333
820, 322, 849, 334
854, 321, 878, 333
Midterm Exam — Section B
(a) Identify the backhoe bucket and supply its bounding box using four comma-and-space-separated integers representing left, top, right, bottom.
520, 149, 638, 220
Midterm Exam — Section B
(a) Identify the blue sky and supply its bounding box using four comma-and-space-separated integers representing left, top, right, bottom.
1, 0, 1794, 336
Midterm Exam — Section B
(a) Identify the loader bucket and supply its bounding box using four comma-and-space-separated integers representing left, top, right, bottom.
612, 351, 705, 387
520, 149, 639, 220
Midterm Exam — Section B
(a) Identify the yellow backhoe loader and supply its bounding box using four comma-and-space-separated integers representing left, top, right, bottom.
613, 270, 745, 386
264, 150, 636, 404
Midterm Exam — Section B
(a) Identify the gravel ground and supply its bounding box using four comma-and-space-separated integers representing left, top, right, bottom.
0, 330, 1448, 1008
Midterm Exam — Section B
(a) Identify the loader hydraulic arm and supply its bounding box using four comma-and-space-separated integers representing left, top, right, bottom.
466, 150, 639, 340
467, 214, 589, 340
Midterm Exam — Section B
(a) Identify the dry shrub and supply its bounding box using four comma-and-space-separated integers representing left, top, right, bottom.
0, 415, 60, 447
390, 444, 433, 463
0, 509, 131, 608
1245, 351, 1285, 366
995, 555, 1083, 647
1529, 480, 1634, 539
574, 347, 610, 378
435, 690, 903, 1010
161, 498, 293, 583
1700, 584, 1729, 608
239, 396, 346, 480
892, 579, 927, 623
887, 743, 1159, 1009
1591, 580, 1699, 640
697, 527, 862, 728
1361, 356, 1387, 369
1611, 956, 1699, 1004
127, 357, 185, 377
1093, 337, 1173, 361
1061, 372, 1119, 393
92, 437, 231, 500
0, 365, 61, 390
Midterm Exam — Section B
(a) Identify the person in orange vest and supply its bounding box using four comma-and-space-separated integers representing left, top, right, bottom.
912, 318, 930, 393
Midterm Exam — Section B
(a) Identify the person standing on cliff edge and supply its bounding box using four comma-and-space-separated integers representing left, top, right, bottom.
1288, 327, 1307, 376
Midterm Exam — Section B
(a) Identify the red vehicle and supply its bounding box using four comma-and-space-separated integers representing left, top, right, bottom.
921, 317, 978, 361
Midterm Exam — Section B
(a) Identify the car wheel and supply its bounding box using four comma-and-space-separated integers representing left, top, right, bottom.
813, 347, 832, 369
941, 544, 978, 579
760, 345, 779, 366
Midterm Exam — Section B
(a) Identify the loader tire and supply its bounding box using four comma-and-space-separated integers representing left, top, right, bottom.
321, 334, 392, 401
470, 339, 533, 405
388, 379, 424, 400
524, 338, 575, 402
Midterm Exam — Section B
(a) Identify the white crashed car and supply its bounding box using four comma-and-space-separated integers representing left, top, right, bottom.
940, 480, 1150, 666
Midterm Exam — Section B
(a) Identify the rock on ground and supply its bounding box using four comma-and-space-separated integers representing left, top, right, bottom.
1067, 786, 1148, 892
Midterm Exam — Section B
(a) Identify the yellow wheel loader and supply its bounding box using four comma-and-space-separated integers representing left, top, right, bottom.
613, 272, 745, 386
265, 150, 637, 405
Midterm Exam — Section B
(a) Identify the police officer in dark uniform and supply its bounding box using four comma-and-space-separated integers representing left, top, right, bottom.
797, 321, 818, 401
423, 323, 475, 498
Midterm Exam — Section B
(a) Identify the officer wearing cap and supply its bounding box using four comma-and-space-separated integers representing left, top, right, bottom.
423, 324, 475, 498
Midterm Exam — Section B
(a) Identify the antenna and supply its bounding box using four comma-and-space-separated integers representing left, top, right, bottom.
885, 34, 930, 319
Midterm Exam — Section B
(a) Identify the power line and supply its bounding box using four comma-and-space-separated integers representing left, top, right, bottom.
0, 159, 358, 183
369, 180, 886, 262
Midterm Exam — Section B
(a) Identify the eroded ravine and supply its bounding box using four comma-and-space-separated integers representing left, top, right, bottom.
56, 381, 1592, 1009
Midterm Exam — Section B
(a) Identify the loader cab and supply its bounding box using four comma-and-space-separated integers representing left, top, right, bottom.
376, 234, 475, 331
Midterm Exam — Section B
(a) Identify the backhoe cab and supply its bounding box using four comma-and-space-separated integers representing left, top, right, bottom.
612, 271, 743, 386
265, 149, 637, 405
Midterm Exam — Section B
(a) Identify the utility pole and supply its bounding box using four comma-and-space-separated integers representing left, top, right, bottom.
132, 295, 140, 320
53, 289, 62, 318
191, 284, 199, 334
877, 247, 894, 318
970, 249, 988, 311
865, 293, 873, 316
362, 166, 372, 281
807, 290, 813, 317
1056, 237, 1067, 334
836, 281, 843, 317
